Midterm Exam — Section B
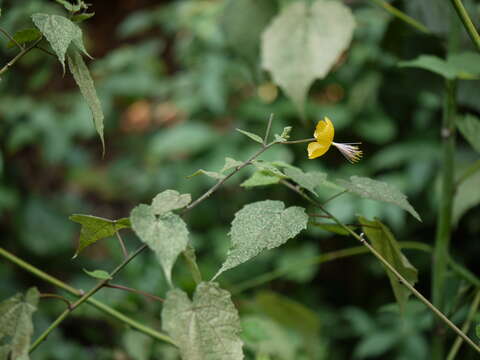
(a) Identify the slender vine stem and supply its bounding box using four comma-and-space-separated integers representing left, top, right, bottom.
447, 290, 480, 360
449, 0, 480, 51
115, 231, 129, 258
0, 36, 43, 76
368, 0, 430, 34
280, 179, 480, 354
0, 246, 175, 345
0, 27, 23, 50
40, 293, 73, 310
322, 190, 348, 205
231, 241, 431, 294
456, 159, 480, 188
105, 283, 164, 302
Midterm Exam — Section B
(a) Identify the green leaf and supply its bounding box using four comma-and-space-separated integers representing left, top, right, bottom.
71, 12, 95, 23
241, 315, 298, 360
261, 0, 355, 113
457, 114, 480, 153
70, 214, 130, 258
453, 168, 480, 225
67, 50, 105, 154
151, 190, 191, 216
0, 287, 39, 360
130, 204, 189, 286
83, 269, 112, 280
337, 176, 421, 221
241, 171, 281, 188
399, 53, 480, 80
359, 217, 418, 313
251, 160, 286, 178
6, 28, 41, 48
213, 200, 308, 280
283, 167, 327, 196
398, 55, 459, 79
31, 13, 90, 71
55, 0, 82, 12
236, 128, 264, 143
187, 169, 225, 180
476, 324, 480, 339
162, 282, 243, 360
221, 157, 243, 173
312, 223, 352, 236
222, 0, 277, 62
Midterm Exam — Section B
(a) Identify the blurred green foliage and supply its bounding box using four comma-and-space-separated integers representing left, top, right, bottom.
1, 0, 480, 359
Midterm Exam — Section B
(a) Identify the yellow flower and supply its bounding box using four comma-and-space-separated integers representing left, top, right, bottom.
307, 117, 362, 163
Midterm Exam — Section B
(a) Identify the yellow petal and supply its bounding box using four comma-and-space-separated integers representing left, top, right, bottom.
307, 141, 331, 159
314, 117, 335, 147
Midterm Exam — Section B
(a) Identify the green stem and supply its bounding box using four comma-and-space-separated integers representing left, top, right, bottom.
0, 37, 42, 76
368, 0, 430, 34
231, 241, 431, 294
432, 79, 457, 358
447, 290, 480, 360
0, 246, 174, 345
280, 179, 480, 355
456, 159, 480, 188
449, 0, 480, 52
29, 244, 151, 353
0, 27, 24, 50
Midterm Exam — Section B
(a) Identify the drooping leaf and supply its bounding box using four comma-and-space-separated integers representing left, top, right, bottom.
213, 200, 308, 279
283, 167, 327, 196
448, 52, 480, 78
130, 204, 189, 286
6, 28, 41, 48
0, 287, 39, 360
162, 282, 243, 360
70, 214, 130, 258
31, 13, 89, 71
337, 176, 421, 221
187, 169, 225, 180
457, 114, 480, 153
241, 171, 280, 188
151, 190, 191, 216
453, 168, 480, 225
221, 157, 243, 173
261, 0, 355, 113
67, 50, 105, 154
222, 0, 277, 62
83, 269, 112, 280
236, 128, 263, 144
359, 217, 418, 313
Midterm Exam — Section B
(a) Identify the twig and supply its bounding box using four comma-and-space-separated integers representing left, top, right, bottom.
105, 283, 164, 302
40, 293, 73, 310
368, 0, 430, 34
280, 179, 480, 355
263, 113, 274, 146
0, 27, 24, 50
449, 0, 480, 52
322, 190, 348, 205
115, 231, 129, 259
0, 37, 43, 76
0, 246, 174, 345
279, 138, 316, 145
447, 290, 480, 360
35, 45, 56, 57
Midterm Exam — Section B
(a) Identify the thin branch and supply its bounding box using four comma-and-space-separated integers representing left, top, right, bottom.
447, 290, 480, 360
368, 0, 430, 34
280, 179, 480, 355
40, 293, 72, 310
449, 0, 480, 52
0, 246, 174, 345
0, 27, 24, 50
34, 45, 56, 57
0, 37, 43, 76
105, 283, 164, 302
263, 113, 274, 146
115, 231, 129, 259
322, 190, 348, 205
231, 241, 431, 294
279, 137, 316, 145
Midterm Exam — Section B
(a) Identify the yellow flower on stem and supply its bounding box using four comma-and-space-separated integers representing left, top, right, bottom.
307, 117, 362, 163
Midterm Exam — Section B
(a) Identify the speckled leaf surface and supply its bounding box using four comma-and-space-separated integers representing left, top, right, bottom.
162, 282, 244, 360
213, 200, 308, 279
151, 190, 191, 215
338, 176, 421, 221
0, 287, 39, 360
283, 167, 327, 196
130, 204, 189, 285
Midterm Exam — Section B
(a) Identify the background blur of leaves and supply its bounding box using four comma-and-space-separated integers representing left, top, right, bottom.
1, 0, 479, 359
